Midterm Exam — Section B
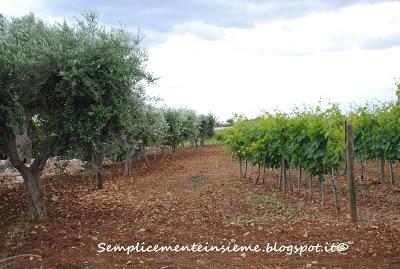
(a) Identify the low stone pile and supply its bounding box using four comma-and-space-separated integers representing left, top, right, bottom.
0, 157, 87, 182
43, 157, 86, 176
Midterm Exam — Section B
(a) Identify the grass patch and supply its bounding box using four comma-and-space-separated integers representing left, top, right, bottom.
203, 137, 223, 145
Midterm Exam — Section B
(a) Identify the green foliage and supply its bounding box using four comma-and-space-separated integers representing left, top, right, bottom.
223, 105, 345, 179
163, 108, 184, 150
351, 103, 400, 161
162, 108, 216, 149
349, 105, 379, 161
377, 105, 400, 161
226, 118, 234, 126
0, 11, 154, 163
223, 101, 399, 183
0, 13, 59, 128
52, 13, 153, 159
199, 113, 216, 143
180, 109, 200, 145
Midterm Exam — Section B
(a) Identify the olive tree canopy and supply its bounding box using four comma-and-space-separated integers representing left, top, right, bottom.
0, 12, 153, 220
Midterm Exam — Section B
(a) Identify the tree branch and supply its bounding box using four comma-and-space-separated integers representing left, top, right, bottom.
31, 139, 55, 174
0, 124, 26, 173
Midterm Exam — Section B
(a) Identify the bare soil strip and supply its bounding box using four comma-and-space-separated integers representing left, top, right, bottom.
1, 145, 399, 268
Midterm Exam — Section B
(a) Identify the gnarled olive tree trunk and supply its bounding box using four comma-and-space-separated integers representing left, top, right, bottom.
22, 168, 47, 219
2, 119, 33, 169
0, 124, 51, 220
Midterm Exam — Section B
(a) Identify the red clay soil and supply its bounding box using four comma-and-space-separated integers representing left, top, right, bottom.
1, 145, 399, 269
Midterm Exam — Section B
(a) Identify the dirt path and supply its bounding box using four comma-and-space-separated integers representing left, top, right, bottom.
1, 145, 400, 268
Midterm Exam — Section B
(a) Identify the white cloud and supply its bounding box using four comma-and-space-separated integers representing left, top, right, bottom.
0, 0, 66, 24
147, 1, 400, 121
200, 0, 324, 15
0, 0, 42, 17
172, 22, 225, 41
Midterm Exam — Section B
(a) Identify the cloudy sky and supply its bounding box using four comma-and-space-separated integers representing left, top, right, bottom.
1, 0, 400, 121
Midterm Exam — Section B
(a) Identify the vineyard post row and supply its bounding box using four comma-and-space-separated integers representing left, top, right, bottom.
220, 104, 400, 222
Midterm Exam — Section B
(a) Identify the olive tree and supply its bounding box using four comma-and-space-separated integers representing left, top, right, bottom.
138, 105, 169, 159
0, 13, 152, 219
54, 13, 153, 189
163, 108, 184, 151
0, 14, 61, 220
199, 113, 216, 146
148, 108, 169, 154
119, 89, 147, 175
180, 109, 200, 147
121, 101, 168, 176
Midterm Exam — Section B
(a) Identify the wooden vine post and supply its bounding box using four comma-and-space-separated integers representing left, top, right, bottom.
345, 123, 358, 223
